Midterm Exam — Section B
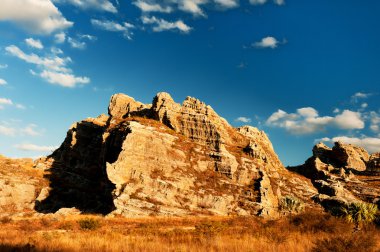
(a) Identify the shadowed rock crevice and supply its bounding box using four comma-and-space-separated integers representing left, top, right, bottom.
35, 119, 117, 214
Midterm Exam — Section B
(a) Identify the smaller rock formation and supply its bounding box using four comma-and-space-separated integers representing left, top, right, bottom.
289, 142, 380, 212
0, 156, 48, 217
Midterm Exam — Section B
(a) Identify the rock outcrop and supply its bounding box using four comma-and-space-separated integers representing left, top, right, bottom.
33, 92, 319, 217
0, 155, 48, 217
289, 142, 380, 211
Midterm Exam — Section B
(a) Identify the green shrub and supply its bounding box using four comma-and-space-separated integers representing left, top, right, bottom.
279, 195, 305, 213
339, 202, 378, 227
77, 218, 101, 231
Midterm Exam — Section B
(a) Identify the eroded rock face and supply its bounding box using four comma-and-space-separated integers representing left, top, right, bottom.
332, 142, 369, 171
0, 156, 47, 217
32, 92, 320, 217
290, 142, 380, 212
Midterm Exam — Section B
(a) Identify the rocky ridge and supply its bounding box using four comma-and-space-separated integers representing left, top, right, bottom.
31, 92, 319, 217
2, 92, 378, 218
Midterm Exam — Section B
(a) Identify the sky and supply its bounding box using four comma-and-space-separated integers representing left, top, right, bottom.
0, 0, 379, 166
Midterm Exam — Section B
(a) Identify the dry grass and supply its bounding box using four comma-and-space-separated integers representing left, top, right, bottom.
0, 212, 379, 252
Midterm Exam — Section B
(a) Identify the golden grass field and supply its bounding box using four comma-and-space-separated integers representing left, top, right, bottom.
0, 212, 379, 252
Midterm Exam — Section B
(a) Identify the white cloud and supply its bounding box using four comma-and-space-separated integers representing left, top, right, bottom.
78, 34, 97, 41
142, 16, 192, 33
253, 36, 280, 49
6, 45, 71, 73
333, 110, 364, 130
0, 79, 7, 86
40, 70, 90, 88
54, 32, 66, 43
333, 108, 340, 114
249, 0, 267, 5
15, 143, 57, 152
235, 117, 252, 123
273, 0, 285, 5
266, 107, 364, 135
370, 111, 380, 133
6, 45, 90, 88
351, 92, 373, 103
0, 0, 73, 34
91, 19, 135, 40
297, 107, 318, 118
214, 0, 239, 8
319, 136, 380, 153
0, 121, 44, 137
68, 37, 86, 49
55, 0, 117, 13
25, 38, 44, 49
20, 124, 40, 136
51, 47, 63, 54
179, 0, 207, 16
0, 98, 13, 105
352, 92, 371, 99
15, 104, 26, 110
0, 64, 8, 69
133, 0, 172, 13
0, 125, 16, 136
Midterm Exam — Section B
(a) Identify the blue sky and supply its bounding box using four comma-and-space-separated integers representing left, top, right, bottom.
0, 0, 379, 165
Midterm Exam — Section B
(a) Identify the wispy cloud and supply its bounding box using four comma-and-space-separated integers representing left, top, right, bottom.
0, 64, 8, 69
370, 111, 380, 134
235, 117, 252, 123
214, 0, 239, 9
91, 19, 135, 40
40, 70, 90, 88
142, 16, 192, 33
351, 92, 373, 103
5, 45, 90, 88
55, 0, 117, 13
133, 0, 173, 13
249, 0, 285, 5
54, 32, 66, 44
0, 79, 7, 86
15, 143, 57, 152
68, 37, 86, 50
0, 122, 42, 137
178, 0, 207, 16
0, 98, 13, 105
25, 38, 44, 49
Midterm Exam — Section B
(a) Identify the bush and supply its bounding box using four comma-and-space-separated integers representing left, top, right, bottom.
77, 218, 101, 231
339, 202, 378, 227
280, 195, 305, 213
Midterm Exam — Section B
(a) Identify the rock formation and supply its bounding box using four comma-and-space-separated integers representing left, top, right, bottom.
0, 155, 48, 217
32, 92, 318, 217
289, 142, 380, 211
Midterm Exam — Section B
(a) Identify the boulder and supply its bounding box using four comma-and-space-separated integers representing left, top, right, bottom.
332, 142, 369, 171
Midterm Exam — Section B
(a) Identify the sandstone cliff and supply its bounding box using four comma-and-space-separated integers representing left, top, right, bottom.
33, 92, 318, 217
